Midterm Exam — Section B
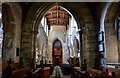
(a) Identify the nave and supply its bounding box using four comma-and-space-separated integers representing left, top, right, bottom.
1, 2, 120, 78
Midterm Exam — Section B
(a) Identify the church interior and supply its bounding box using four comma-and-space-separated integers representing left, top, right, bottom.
0, 2, 120, 78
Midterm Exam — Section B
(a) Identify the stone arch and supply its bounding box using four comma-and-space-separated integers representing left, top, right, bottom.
105, 3, 119, 21
2, 3, 22, 63
101, 2, 120, 64
49, 36, 64, 45
22, 2, 97, 67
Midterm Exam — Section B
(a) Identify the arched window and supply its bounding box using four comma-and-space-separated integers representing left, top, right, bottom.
116, 14, 120, 40
53, 39, 62, 56
54, 40, 61, 48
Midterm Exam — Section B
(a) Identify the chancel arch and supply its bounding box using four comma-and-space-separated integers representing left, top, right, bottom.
14, 2, 97, 68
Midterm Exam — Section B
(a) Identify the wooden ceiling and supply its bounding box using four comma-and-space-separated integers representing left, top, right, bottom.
45, 6, 71, 26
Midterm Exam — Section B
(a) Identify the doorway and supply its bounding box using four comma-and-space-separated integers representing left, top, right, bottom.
53, 39, 62, 65
56, 57, 59, 65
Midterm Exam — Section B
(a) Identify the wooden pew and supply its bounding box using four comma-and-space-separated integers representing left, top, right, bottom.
2, 58, 24, 78
33, 65, 52, 78
71, 66, 82, 78
2, 60, 23, 72
32, 68, 44, 78
2, 63, 25, 78
2, 63, 8, 72
88, 68, 101, 77
11, 63, 23, 70
71, 67, 95, 78
11, 58, 36, 78
106, 68, 120, 78
88, 68, 120, 78
2, 64, 33, 78
12, 68, 32, 78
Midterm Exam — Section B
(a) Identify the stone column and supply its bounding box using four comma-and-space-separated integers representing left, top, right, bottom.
83, 22, 98, 68
48, 43, 52, 63
104, 20, 119, 63
21, 24, 33, 67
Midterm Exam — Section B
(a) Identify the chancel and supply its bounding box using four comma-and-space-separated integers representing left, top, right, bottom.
0, 2, 120, 78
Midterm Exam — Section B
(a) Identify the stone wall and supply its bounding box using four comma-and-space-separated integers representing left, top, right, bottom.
2, 3, 22, 63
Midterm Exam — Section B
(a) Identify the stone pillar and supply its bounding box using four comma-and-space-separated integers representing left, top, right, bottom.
21, 24, 32, 67
83, 22, 98, 68
14, 13, 22, 63
104, 20, 119, 63
48, 43, 52, 63
62, 43, 69, 63
33, 30, 38, 60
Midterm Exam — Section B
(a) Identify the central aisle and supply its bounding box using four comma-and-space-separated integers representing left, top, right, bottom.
45, 65, 71, 78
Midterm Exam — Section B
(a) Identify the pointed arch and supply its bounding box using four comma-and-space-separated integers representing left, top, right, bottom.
100, 2, 120, 66
22, 2, 97, 67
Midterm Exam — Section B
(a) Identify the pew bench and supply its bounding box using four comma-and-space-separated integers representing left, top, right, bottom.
12, 68, 31, 78
33, 68, 43, 78
2, 62, 22, 72
33, 67, 51, 78
88, 68, 120, 78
